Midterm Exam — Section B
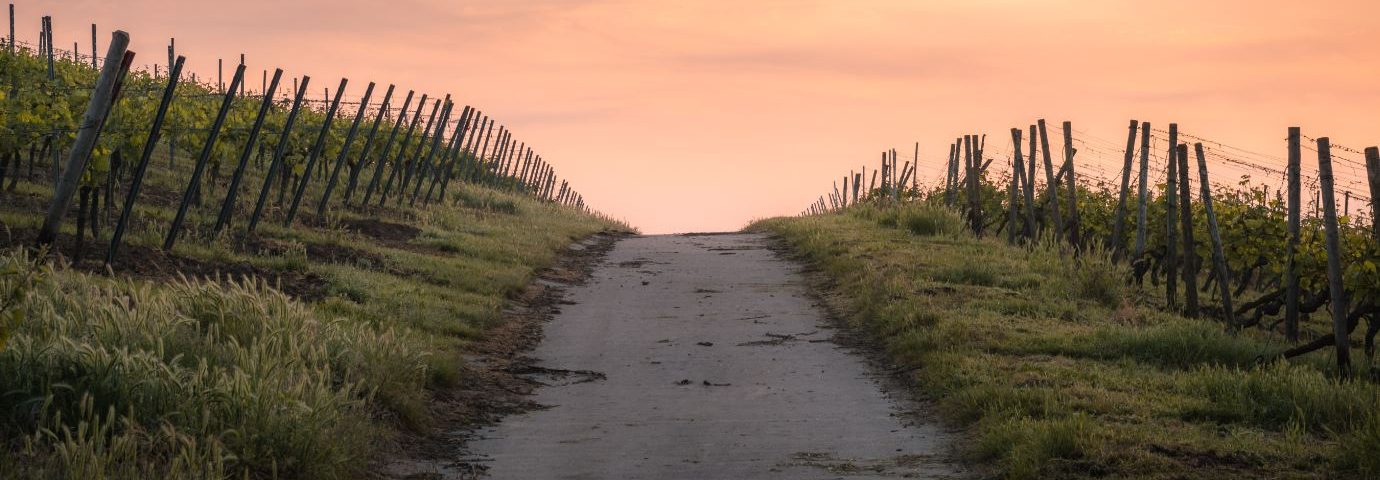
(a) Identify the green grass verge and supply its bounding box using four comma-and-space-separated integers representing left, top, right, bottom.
750, 203, 1379, 479
0, 180, 626, 479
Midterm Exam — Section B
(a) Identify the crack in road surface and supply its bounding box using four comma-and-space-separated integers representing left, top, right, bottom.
461, 233, 962, 479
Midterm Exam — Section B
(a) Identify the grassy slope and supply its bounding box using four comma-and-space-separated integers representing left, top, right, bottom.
751, 203, 1378, 479
0, 167, 625, 478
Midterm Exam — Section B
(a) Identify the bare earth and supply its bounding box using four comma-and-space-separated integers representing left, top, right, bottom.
463, 233, 963, 479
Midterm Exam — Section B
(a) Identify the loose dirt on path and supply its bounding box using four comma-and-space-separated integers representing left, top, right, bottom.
388, 233, 963, 479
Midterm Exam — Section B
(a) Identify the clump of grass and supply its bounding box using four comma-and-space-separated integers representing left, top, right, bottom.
1180, 363, 1379, 433
973, 414, 1093, 480
0, 250, 429, 478
898, 204, 964, 236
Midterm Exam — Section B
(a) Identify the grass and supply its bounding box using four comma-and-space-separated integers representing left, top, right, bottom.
750, 202, 1380, 479
0, 164, 625, 478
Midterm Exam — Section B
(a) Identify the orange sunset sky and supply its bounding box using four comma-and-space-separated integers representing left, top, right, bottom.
16, 0, 1380, 233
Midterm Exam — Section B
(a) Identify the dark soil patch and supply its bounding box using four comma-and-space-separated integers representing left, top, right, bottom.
106, 244, 329, 301
343, 217, 422, 244
244, 237, 389, 269
377, 230, 626, 479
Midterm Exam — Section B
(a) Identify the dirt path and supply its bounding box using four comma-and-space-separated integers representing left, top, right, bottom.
461, 233, 963, 479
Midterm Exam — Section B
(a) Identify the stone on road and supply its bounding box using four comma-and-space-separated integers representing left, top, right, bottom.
465, 233, 961, 479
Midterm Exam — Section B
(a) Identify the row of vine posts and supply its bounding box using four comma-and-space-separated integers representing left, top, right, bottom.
3, 8, 592, 271
802, 118, 1380, 376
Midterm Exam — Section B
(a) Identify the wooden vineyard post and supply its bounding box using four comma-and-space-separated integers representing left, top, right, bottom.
409, 99, 453, 205
1008, 143, 1019, 244
8, 4, 13, 55
1164, 124, 1179, 308
1026, 125, 1037, 234
1177, 144, 1198, 317
108, 56, 183, 264
430, 106, 476, 205
1285, 127, 1302, 341
1038, 120, 1062, 244
164, 64, 244, 251
343, 84, 394, 205
90, 24, 97, 69
1365, 147, 1380, 242
1135, 123, 1151, 259
971, 135, 986, 235
214, 68, 281, 235
467, 118, 494, 184
248, 76, 310, 234
37, 31, 129, 247
284, 78, 347, 226
1062, 121, 1081, 248
1112, 120, 1138, 258
1194, 143, 1235, 328
378, 94, 428, 205
1012, 128, 1035, 240
318, 82, 375, 217
1008, 128, 1024, 243
391, 97, 440, 205
1315, 138, 1351, 373
962, 136, 974, 231
362, 90, 414, 206
945, 143, 957, 206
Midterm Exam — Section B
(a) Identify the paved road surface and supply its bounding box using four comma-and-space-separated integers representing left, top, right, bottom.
464, 233, 961, 479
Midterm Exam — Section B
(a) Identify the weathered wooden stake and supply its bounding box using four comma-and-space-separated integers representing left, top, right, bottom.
1178, 144, 1198, 317
362, 90, 414, 206
1316, 138, 1351, 373
247, 76, 310, 234
1165, 123, 1179, 308
37, 31, 128, 247
164, 64, 243, 251
284, 78, 347, 225
1284, 127, 1302, 341
1038, 120, 1062, 243
1135, 123, 1151, 258
108, 56, 182, 263
343, 84, 393, 205
214, 69, 281, 234
318, 82, 376, 217
1111, 120, 1138, 258
1062, 121, 1081, 247
1194, 143, 1235, 327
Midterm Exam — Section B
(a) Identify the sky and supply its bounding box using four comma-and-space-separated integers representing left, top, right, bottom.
16, 0, 1380, 233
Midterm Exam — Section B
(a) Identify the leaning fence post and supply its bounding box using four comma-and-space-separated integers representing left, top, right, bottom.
108, 56, 182, 263
1316, 138, 1351, 373
285, 78, 347, 226
1285, 127, 1302, 341
248, 76, 310, 234
1037, 120, 1062, 244
362, 90, 414, 206
165, 64, 244, 251
37, 31, 129, 247
1194, 143, 1235, 328
1111, 120, 1138, 259
214, 69, 280, 235
317, 82, 375, 217
343, 84, 393, 205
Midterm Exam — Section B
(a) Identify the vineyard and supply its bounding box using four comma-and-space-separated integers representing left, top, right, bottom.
803, 120, 1380, 374
0, 9, 626, 479
771, 119, 1380, 477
